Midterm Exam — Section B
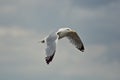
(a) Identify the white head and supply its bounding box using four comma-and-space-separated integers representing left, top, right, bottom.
56, 28, 72, 39
57, 28, 72, 33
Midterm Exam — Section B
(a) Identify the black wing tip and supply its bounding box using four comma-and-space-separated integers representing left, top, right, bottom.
45, 52, 55, 64
78, 45, 85, 52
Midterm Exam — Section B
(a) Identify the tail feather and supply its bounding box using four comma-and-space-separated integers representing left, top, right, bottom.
41, 40, 45, 43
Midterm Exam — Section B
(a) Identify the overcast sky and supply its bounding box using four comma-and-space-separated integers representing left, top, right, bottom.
0, 0, 120, 80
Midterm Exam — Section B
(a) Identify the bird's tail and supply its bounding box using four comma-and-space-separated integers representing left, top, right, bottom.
41, 40, 45, 43
38, 40, 45, 43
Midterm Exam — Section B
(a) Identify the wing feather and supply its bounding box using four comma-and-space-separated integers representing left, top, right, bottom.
45, 33, 57, 64
45, 42, 56, 64
66, 31, 84, 52
45, 50, 55, 64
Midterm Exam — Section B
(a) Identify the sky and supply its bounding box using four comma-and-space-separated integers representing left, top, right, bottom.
0, 0, 120, 80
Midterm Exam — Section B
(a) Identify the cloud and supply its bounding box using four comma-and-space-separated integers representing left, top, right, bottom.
53, 44, 120, 80
0, 26, 36, 37
71, 0, 119, 8
102, 42, 120, 63
60, 0, 120, 45
0, 0, 120, 80
0, 5, 16, 14
0, 26, 44, 79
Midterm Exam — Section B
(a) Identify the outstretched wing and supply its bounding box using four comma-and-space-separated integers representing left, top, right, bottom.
65, 31, 84, 52
67, 31, 84, 52
45, 33, 58, 64
45, 42, 56, 64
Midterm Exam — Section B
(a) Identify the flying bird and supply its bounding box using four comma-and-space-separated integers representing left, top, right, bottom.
40, 28, 84, 64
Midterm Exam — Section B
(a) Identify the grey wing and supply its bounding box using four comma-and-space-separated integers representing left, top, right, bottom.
45, 42, 56, 64
66, 31, 84, 52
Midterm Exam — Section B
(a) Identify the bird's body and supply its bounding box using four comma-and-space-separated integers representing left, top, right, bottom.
40, 27, 84, 64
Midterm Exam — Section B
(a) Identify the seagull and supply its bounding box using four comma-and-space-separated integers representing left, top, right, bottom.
40, 28, 84, 64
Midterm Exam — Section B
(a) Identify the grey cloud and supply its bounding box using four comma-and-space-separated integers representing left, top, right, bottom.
71, 0, 119, 8
101, 43, 120, 63
0, 0, 67, 31
0, 0, 120, 80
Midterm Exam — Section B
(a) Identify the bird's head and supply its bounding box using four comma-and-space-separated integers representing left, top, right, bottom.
57, 28, 72, 33
57, 28, 72, 39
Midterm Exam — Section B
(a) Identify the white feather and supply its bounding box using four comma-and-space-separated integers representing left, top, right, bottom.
40, 27, 84, 64
45, 33, 58, 56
